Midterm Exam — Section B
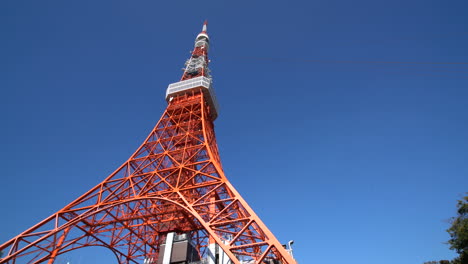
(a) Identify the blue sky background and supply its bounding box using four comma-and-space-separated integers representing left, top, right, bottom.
1, 1, 468, 263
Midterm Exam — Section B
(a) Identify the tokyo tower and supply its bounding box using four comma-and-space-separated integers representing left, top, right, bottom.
0, 22, 297, 264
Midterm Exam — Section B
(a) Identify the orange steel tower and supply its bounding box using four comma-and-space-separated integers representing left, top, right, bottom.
0, 22, 297, 264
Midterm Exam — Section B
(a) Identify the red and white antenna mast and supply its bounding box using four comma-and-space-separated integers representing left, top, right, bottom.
181, 20, 210, 80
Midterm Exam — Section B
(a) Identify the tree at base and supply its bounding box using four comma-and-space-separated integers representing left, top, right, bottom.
447, 194, 468, 264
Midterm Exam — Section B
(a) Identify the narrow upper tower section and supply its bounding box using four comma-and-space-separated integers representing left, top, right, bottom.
165, 21, 219, 120
182, 20, 210, 81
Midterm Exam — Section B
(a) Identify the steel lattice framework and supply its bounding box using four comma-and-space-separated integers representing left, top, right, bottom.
0, 22, 297, 264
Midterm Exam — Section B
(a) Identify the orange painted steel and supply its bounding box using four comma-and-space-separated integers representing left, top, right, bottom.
0, 23, 297, 264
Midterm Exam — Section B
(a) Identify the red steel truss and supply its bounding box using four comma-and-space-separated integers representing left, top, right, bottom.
0, 22, 297, 264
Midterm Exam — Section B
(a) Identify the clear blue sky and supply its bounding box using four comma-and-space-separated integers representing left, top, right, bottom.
1, 1, 467, 264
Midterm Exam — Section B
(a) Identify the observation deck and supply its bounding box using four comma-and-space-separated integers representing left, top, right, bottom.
166, 76, 219, 120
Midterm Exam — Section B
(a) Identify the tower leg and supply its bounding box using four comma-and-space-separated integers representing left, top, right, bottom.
47, 227, 70, 264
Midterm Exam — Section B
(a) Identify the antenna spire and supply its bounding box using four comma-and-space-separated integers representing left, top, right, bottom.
202, 20, 208, 32
178, 20, 211, 81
